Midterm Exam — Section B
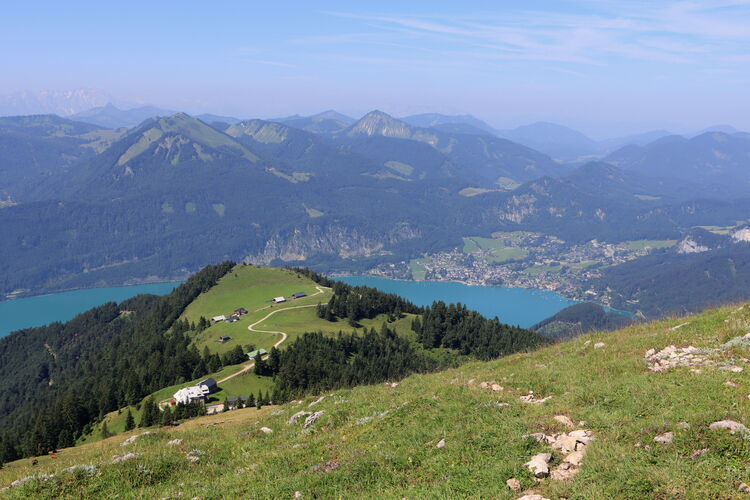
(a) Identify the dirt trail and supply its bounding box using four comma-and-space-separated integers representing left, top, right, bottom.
217, 285, 329, 383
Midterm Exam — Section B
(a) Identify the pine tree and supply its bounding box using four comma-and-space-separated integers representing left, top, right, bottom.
256, 392, 263, 411
247, 394, 255, 408
124, 409, 135, 431
223, 398, 229, 412
101, 421, 111, 439
160, 406, 173, 426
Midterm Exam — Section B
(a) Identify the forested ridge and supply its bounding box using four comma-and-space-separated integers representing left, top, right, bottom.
0, 262, 234, 461
0, 265, 548, 462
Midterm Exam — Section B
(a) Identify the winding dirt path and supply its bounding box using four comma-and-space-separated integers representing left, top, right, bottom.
217, 285, 329, 383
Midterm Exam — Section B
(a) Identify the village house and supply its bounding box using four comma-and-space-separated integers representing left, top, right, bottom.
173, 378, 218, 405
272, 296, 286, 303
291, 291, 307, 299
247, 348, 268, 360
218, 335, 231, 343
234, 307, 248, 315
211, 314, 226, 323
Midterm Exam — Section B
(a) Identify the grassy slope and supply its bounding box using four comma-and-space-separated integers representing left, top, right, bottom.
79, 266, 417, 446
463, 236, 528, 263
5, 304, 750, 498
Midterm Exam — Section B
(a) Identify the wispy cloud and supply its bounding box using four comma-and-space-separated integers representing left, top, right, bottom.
319, 2, 750, 68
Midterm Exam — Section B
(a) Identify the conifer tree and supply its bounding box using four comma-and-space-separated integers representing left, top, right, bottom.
101, 421, 111, 439
124, 409, 135, 431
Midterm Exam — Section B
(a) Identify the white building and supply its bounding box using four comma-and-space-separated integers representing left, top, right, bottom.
273, 296, 286, 303
211, 315, 226, 323
173, 386, 208, 405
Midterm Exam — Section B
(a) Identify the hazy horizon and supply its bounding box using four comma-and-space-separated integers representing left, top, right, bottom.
3, 1, 750, 138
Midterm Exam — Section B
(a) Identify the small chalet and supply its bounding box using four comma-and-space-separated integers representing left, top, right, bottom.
273, 296, 286, 303
211, 315, 227, 323
218, 335, 231, 343
234, 307, 248, 315
173, 386, 207, 405
247, 348, 268, 360
198, 377, 218, 394
226, 314, 240, 323
291, 292, 307, 299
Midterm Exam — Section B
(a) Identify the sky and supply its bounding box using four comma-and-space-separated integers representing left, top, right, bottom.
3, 0, 750, 137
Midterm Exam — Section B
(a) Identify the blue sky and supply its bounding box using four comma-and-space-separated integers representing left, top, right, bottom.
3, 0, 750, 136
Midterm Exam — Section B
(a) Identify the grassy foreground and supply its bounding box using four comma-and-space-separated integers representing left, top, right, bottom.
3, 303, 750, 498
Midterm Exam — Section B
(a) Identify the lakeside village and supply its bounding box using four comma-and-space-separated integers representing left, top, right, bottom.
362, 232, 673, 307
170, 291, 307, 411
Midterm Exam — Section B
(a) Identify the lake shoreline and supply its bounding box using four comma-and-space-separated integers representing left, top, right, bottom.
2, 279, 185, 303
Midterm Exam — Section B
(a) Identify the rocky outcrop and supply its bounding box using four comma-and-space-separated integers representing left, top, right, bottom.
245, 222, 420, 264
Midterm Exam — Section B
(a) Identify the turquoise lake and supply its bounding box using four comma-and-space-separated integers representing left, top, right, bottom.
335, 276, 577, 328
0, 282, 181, 337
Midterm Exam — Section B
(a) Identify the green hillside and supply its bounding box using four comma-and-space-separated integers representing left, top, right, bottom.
4, 302, 750, 498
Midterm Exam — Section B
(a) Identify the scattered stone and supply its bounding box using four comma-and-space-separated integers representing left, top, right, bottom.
551, 461, 579, 481
677, 422, 691, 430
186, 449, 205, 463
294, 492, 302, 499
271, 409, 285, 416
709, 420, 749, 434
739, 482, 750, 493
691, 448, 709, 458
479, 381, 489, 389
287, 411, 312, 425
720, 365, 744, 373
61, 464, 96, 476
524, 452, 552, 478
594, 342, 605, 349
517, 495, 551, 500
520, 393, 552, 404
111, 452, 141, 463
506, 478, 521, 491
491, 383, 503, 392
436, 438, 446, 448
121, 431, 152, 447
260, 426, 273, 434
308, 396, 325, 407
524, 433, 556, 445
303, 411, 325, 429
670, 322, 691, 331
554, 415, 575, 428
725, 381, 739, 387
312, 459, 339, 473
167, 439, 183, 447
564, 451, 584, 466
654, 432, 674, 444
389, 382, 399, 388
644, 345, 717, 372
467, 378, 475, 385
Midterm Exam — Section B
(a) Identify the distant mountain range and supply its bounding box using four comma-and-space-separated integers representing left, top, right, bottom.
0, 89, 113, 116
2, 108, 750, 319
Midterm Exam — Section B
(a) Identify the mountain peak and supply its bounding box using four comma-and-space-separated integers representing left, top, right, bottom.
346, 110, 414, 138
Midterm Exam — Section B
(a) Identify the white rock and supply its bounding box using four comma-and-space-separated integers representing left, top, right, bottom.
479, 381, 489, 389
287, 411, 311, 425
303, 411, 325, 429
491, 383, 503, 392
554, 415, 575, 428
517, 493, 551, 500
260, 427, 273, 434
167, 439, 183, 446
725, 381, 739, 387
564, 450, 584, 465
594, 342, 605, 349
709, 420, 748, 434
524, 452, 552, 478
506, 478, 521, 491
436, 438, 446, 448
677, 422, 691, 430
524, 433, 555, 444
121, 431, 152, 447
308, 396, 325, 407
111, 452, 141, 463
654, 432, 674, 444
294, 491, 302, 499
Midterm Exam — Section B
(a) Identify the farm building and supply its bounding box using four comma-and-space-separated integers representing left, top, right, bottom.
291, 292, 307, 299
272, 296, 286, 303
247, 348, 268, 360
211, 315, 226, 323
234, 307, 248, 315
218, 335, 231, 343
226, 315, 239, 323
198, 377, 218, 394
173, 386, 207, 405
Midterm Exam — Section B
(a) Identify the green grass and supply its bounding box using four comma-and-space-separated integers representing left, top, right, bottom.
7, 304, 750, 498
462, 236, 529, 263
523, 263, 562, 275
409, 259, 427, 280
619, 239, 677, 251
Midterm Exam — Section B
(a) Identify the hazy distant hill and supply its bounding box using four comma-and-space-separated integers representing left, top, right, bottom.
276, 110, 355, 135
0, 88, 112, 116
71, 103, 176, 128
530, 302, 632, 339
401, 112, 497, 135
497, 122, 599, 160
604, 131, 750, 186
